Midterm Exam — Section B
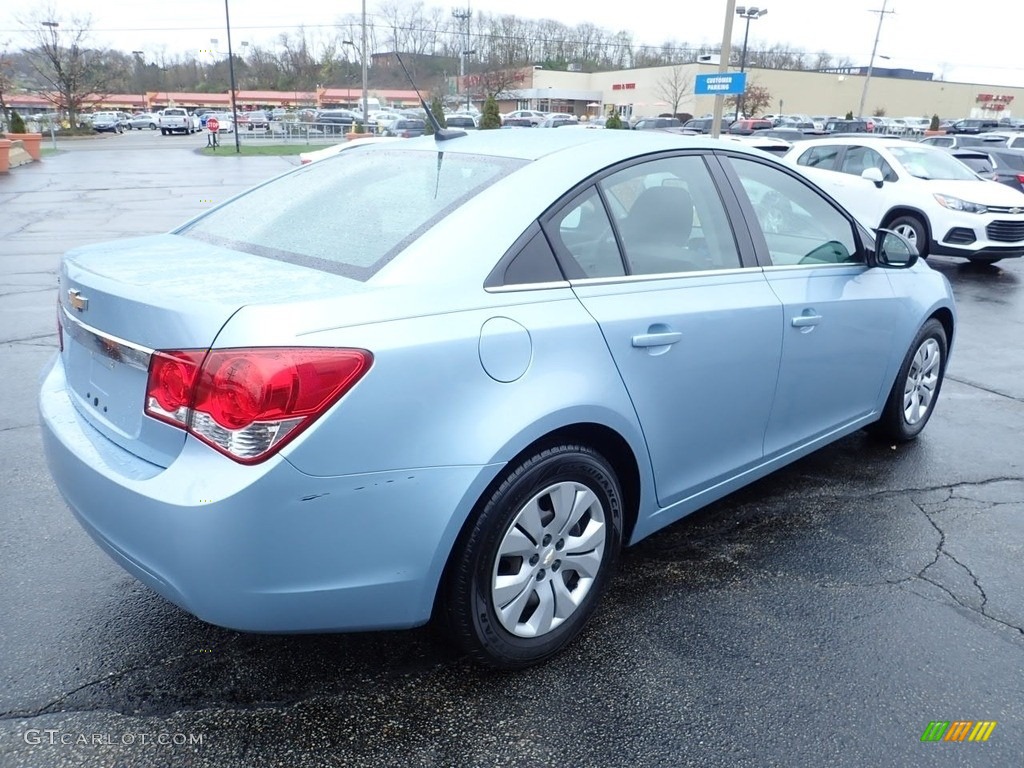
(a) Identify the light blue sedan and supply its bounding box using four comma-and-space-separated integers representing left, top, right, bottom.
40, 129, 955, 668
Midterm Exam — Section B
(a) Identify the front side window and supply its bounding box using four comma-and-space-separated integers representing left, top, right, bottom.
839, 146, 898, 181
727, 157, 860, 267
598, 155, 742, 275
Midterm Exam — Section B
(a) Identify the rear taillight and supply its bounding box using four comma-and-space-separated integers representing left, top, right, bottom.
1016, 174, 1024, 185
145, 347, 372, 463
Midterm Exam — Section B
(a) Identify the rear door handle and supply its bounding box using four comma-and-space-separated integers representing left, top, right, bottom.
632, 332, 683, 348
791, 314, 823, 328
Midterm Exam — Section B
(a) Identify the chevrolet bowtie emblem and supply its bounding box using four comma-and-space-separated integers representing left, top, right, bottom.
68, 289, 89, 312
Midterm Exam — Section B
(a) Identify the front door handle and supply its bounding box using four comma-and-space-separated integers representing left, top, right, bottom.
632, 331, 683, 348
791, 314, 823, 328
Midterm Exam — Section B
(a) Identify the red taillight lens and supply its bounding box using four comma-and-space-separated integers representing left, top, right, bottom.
145, 347, 372, 463
146, 350, 205, 425
1016, 174, 1024, 184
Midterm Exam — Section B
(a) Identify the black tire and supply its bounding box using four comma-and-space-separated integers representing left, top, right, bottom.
870, 318, 947, 442
149, 123, 157, 130
160, 129, 167, 136
443, 444, 623, 669
887, 214, 929, 258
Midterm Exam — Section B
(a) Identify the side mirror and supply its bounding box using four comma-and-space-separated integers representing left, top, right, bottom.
874, 228, 918, 268
861, 167, 885, 188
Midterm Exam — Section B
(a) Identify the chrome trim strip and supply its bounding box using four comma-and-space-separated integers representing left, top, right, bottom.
761, 262, 866, 272
485, 280, 572, 293
60, 305, 154, 371
569, 266, 760, 287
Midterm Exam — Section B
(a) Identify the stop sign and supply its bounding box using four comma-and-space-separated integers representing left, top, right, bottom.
207, 117, 220, 132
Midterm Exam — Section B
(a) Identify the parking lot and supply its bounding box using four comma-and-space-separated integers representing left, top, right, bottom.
1, 136, 1022, 767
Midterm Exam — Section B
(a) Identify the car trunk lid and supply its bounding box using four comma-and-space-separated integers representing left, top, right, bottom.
59, 234, 370, 467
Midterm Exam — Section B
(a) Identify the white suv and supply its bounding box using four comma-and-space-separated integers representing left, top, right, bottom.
785, 137, 1024, 264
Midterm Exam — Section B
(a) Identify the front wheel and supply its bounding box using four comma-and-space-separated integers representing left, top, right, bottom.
443, 444, 623, 669
871, 318, 948, 442
888, 215, 929, 258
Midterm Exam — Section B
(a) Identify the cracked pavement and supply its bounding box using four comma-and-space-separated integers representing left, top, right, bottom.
1, 132, 1022, 767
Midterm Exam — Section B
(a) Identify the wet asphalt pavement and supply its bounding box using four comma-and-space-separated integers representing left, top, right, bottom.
1, 131, 1021, 767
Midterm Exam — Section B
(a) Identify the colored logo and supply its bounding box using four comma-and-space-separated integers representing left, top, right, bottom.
921, 721, 997, 742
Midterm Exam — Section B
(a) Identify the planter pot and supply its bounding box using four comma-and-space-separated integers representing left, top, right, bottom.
345, 132, 374, 141
923, 129, 946, 137
0, 139, 10, 173
4, 132, 42, 160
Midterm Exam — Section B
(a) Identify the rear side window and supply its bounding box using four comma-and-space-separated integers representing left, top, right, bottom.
178, 149, 526, 280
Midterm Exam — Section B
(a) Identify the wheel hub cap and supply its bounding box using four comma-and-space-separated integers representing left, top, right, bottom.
491, 481, 607, 638
903, 338, 941, 425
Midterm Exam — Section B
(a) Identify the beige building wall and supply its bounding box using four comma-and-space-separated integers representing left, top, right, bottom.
531, 64, 1024, 122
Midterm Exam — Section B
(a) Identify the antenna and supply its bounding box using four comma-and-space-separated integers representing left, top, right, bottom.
393, 51, 466, 141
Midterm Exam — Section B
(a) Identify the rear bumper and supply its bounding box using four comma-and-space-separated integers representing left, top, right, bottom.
39, 354, 501, 633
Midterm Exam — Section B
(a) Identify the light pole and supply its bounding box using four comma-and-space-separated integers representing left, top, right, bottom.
360, 0, 368, 126
735, 6, 767, 121
218, 0, 241, 152
462, 50, 476, 112
857, 0, 894, 120
131, 51, 146, 111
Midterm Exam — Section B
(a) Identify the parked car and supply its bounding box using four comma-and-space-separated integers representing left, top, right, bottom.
631, 117, 682, 130
539, 115, 580, 128
314, 109, 362, 129
823, 118, 871, 134
729, 118, 773, 135
752, 127, 812, 143
950, 118, 1000, 135
444, 114, 478, 130
383, 118, 426, 138
241, 110, 269, 130
126, 113, 159, 131
681, 117, 731, 134
501, 117, 536, 128
918, 134, 1010, 149
42, 130, 956, 669
501, 110, 546, 126
948, 146, 1024, 193
786, 136, 1024, 263
207, 112, 235, 133
717, 134, 793, 156
90, 112, 125, 134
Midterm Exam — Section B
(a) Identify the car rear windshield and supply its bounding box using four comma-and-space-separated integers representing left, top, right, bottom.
177, 149, 526, 280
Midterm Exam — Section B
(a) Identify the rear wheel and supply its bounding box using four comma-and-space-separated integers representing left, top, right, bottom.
443, 444, 623, 669
871, 318, 947, 442
888, 214, 929, 258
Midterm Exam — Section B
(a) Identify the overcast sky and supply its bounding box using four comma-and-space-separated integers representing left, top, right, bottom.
2, 0, 1021, 89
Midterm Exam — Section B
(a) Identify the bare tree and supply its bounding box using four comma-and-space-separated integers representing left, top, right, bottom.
19, 7, 124, 129
0, 45, 15, 126
726, 80, 773, 119
655, 65, 693, 117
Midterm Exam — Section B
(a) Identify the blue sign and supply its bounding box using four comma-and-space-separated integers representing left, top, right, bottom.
695, 73, 747, 96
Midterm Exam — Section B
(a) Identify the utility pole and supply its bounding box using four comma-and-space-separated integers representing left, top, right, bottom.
452, 6, 472, 111
857, 1, 895, 120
